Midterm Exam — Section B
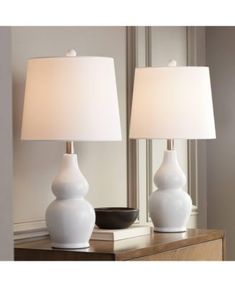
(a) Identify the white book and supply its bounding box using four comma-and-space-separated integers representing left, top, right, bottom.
91, 225, 152, 241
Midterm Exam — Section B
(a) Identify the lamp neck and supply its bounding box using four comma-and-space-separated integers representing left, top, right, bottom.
166, 61, 176, 152
66, 141, 75, 154
167, 139, 174, 151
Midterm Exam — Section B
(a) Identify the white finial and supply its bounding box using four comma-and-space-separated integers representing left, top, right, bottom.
66, 49, 77, 57
168, 60, 177, 67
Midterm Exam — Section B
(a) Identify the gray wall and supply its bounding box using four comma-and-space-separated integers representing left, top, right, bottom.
206, 27, 235, 260
0, 27, 13, 260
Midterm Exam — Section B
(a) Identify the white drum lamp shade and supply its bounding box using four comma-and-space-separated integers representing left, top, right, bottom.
21, 53, 122, 248
22, 56, 121, 141
130, 67, 215, 139
130, 65, 215, 232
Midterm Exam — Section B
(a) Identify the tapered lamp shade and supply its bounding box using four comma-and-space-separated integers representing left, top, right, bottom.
21, 57, 121, 141
130, 67, 216, 139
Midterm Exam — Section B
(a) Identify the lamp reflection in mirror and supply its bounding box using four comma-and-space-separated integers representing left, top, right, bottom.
21, 50, 122, 248
129, 61, 215, 232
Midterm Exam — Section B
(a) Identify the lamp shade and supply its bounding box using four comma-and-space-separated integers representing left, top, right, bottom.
129, 67, 216, 139
21, 56, 121, 141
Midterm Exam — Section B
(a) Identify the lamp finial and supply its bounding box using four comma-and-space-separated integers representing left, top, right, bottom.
168, 59, 177, 67
66, 49, 77, 57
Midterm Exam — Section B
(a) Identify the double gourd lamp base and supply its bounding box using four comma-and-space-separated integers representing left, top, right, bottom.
149, 139, 192, 233
21, 50, 122, 248
46, 141, 95, 249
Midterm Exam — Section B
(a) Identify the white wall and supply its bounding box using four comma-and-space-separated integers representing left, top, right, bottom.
0, 27, 13, 260
12, 27, 127, 234
206, 27, 235, 260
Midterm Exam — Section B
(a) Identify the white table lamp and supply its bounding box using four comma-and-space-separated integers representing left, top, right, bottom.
130, 61, 215, 232
21, 50, 122, 248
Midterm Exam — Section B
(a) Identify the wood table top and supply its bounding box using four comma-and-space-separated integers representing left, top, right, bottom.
15, 228, 224, 261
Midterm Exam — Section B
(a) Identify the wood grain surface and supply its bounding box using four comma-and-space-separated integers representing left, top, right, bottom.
14, 229, 225, 261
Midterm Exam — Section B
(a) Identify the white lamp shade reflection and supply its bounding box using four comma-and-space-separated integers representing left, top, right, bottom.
129, 65, 215, 233
130, 67, 215, 139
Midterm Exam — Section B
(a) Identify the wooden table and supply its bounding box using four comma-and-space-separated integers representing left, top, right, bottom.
14, 229, 225, 261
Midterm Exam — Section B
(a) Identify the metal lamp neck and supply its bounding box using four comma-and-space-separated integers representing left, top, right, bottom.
167, 139, 175, 151
66, 141, 75, 154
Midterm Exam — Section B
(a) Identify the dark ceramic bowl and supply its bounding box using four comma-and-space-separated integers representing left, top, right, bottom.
95, 207, 139, 229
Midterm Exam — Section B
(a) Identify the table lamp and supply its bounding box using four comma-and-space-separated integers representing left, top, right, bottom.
129, 61, 215, 232
21, 50, 122, 248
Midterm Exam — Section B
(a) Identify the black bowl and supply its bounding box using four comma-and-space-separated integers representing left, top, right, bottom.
95, 207, 139, 229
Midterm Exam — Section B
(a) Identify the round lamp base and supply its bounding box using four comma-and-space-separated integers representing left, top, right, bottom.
154, 227, 186, 233
52, 242, 89, 249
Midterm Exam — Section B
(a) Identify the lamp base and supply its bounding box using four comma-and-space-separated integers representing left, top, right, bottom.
46, 154, 95, 249
154, 227, 186, 233
149, 150, 192, 233
51, 242, 89, 249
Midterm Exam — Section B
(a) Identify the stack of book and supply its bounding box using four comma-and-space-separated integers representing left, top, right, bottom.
91, 225, 152, 241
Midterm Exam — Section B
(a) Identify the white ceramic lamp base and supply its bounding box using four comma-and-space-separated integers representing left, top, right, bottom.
46, 153, 95, 248
149, 150, 192, 233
